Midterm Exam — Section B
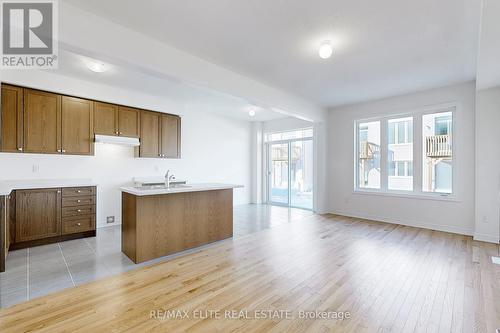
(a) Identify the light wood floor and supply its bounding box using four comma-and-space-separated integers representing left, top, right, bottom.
0, 214, 499, 332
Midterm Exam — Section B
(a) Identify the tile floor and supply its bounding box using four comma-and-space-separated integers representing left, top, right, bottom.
0, 204, 313, 308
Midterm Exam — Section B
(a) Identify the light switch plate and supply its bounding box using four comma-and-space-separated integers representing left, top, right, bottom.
492, 256, 500, 265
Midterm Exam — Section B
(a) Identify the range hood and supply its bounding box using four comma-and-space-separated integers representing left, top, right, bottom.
94, 135, 140, 146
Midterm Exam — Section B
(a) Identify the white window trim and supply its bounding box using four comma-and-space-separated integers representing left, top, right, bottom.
353, 103, 458, 201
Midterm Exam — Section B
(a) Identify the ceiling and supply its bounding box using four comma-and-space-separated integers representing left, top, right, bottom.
50, 49, 286, 122
64, 0, 481, 108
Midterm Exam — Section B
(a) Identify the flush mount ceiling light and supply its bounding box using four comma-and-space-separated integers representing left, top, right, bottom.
86, 60, 108, 73
248, 109, 256, 117
318, 41, 333, 59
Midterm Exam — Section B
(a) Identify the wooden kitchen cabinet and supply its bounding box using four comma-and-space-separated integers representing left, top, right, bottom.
94, 102, 140, 138
15, 188, 62, 243
1, 84, 24, 153
138, 111, 181, 158
94, 102, 118, 136
118, 106, 140, 137
160, 114, 181, 158
62, 96, 94, 155
138, 111, 161, 158
23, 89, 61, 154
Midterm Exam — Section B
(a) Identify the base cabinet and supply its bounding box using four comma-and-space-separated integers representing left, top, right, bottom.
9, 186, 96, 250
15, 189, 61, 242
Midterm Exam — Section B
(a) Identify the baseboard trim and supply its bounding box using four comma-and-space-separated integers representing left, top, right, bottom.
330, 209, 474, 237
97, 222, 121, 229
473, 233, 500, 244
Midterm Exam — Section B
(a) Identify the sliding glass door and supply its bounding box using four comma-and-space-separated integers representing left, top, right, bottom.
269, 143, 289, 205
267, 134, 313, 210
290, 139, 313, 209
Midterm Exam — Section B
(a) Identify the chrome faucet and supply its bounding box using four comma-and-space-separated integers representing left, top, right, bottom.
165, 170, 176, 188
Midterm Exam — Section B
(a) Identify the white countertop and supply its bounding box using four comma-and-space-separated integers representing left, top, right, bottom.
0, 179, 97, 196
120, 183, 243, 196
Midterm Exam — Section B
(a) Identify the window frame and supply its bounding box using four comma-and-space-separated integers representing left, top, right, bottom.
353, 103, 457, 200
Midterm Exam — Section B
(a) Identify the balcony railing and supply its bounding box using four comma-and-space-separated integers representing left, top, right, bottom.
426, 135, 452, 158
359, 141, 380, 159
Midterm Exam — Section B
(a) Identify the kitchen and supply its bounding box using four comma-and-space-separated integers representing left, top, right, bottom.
0, 66, 258, 306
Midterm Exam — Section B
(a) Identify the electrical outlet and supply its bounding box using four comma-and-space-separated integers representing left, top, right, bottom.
106, 216, 115, 224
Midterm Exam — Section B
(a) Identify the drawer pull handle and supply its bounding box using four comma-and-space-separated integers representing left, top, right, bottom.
77, 223, 81, 226
77, 209, 82, 212
77, 200, 81, 203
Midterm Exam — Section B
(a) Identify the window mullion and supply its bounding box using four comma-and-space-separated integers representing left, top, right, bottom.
414, 113, 423, 194
380, 119, 388, 191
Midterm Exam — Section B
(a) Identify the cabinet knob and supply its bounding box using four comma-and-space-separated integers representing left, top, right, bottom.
115, 131, 119, 135
77, 200, 81, 203
77, 209, 82, 213
57, 149, 61, 153
77, 190, 82, 193
62, 150, 66, 153
57, 190, 61, 194
77, 223, 81, 226
119, 132, 123, 135
17, 147, 23, 151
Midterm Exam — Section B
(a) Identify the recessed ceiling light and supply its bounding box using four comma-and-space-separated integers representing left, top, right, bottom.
318, 41, 333, 59
248, 109, 256, 117
86, 60, 108, 73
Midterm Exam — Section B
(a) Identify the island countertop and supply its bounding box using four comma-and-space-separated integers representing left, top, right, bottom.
120, 183, 243, 196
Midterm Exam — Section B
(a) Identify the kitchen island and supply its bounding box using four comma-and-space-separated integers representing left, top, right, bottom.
120, 183, 242, 263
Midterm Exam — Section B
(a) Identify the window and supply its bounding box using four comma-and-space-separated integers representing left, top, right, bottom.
355, 107, 454, 197
422, 112, 452, 193
357, 121, 380, 189
388, 117, 413, 191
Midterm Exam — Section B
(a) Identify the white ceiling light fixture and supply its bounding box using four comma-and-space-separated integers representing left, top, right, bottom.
318, 41, 333, 59
86, 60, 108, 73
248, 109, 256, 117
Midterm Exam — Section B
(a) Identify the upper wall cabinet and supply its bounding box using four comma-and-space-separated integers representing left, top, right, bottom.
138, 111, 161, 158
160, 114, 181, 158
94, 102, 140, 138
1, 84, 181, 158
137, 111, 181, 159
24, 89, 61, 154
94, 102, 117, 136
61, 97, 94, 155
1, 85, 23, 153
118, 107, 140, 138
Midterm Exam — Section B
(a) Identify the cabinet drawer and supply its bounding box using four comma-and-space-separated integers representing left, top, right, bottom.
62, 187, 95, 197
62, 196, 95, 207
62, 216, 95, 235
62, 205, 95, 218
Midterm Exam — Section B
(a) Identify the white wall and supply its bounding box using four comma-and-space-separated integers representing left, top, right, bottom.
474, 86, 500, 243
0, 71, 252, 227
327, 82, 476, 235
263, 117, 313, 133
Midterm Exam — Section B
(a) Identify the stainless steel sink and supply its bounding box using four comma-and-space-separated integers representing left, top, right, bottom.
134, 184, 192, 190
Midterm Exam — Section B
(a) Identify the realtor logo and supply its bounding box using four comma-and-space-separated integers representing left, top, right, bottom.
1, 0, 58, 68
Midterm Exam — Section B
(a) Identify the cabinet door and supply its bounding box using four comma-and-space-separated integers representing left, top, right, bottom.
160, 114, 181, 158
118, 106, 140, 137
15, 189, 62, 242
62, 96, 94, 155
94, 102, 118, 136
139, 111, 160, 158
1, 85, 23, 153
23, 89, 61, 154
